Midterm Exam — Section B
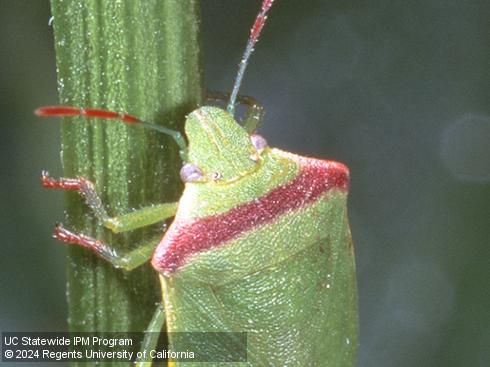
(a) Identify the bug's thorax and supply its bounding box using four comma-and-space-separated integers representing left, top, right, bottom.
183, 106, 262, 183
152, 148, 350, 276
177, 148, 296, 220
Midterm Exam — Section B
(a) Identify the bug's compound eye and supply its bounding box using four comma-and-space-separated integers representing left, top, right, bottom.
180, 163, 204, 183
250, 134, 268, 153
211, 172, 222, 181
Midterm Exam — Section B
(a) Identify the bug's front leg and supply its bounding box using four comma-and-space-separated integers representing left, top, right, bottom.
41, 170, 178, 233
206, 91, 265, 133
41, 171, 178, 270
237, 94, 265, 133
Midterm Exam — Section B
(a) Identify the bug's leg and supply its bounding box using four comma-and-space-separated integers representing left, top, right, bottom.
205, 90, 230, 105
103, 203, 177, 234
136, 303, 166, 367
237, 94, 265, 134
53, 224, 161, 271
41, 171, 178, 233
206, 91, 264, 134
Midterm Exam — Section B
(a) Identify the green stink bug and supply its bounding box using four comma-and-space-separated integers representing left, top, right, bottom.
37, 1, 358, 365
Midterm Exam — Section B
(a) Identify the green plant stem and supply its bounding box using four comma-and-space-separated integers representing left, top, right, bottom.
49, 0, 202, 351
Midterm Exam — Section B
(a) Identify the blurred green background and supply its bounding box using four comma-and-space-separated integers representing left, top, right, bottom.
1, 1, 489, 366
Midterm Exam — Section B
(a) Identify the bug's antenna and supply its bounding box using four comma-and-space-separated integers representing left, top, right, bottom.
35, 106, 188, 161
227, 0, 275, 116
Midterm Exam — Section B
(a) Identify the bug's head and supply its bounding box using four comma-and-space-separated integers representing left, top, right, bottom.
180, 106, 266, 183
178, 0, 274, 184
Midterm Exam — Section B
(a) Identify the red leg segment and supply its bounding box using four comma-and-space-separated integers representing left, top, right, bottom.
41, 171, 109, 222
41, 170, 86, 190
53, 223, 158, 271
54, 224, 118, 263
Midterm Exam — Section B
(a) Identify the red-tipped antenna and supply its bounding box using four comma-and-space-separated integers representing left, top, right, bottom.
35, 106, 188, 160
35, 106, 141, 124
227, 0, 275, 116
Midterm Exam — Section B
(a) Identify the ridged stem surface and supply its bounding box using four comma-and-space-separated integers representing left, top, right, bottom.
49, 1, 202, 360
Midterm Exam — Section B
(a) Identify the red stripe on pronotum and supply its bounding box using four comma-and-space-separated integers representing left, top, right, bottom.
152, 156, 349, 273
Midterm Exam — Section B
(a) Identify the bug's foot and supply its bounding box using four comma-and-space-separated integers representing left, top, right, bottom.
53, 223, 118, 262
41, 170, 90, 191
52, 223, 156, 271
53, 223, 109, 255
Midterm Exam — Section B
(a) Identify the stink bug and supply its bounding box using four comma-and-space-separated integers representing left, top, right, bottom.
37, 1, 358, 365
